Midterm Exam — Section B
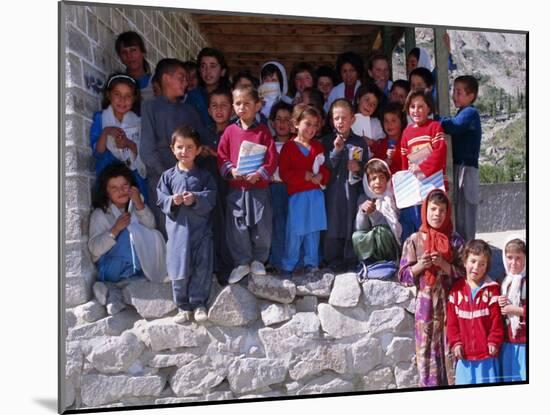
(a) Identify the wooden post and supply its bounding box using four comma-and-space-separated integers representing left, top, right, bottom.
382, 26, 393, 60
434, 27, 454, 216
404, 27, 416, 54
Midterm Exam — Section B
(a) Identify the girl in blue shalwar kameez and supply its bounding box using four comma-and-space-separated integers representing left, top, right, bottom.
157, 125, 217, 324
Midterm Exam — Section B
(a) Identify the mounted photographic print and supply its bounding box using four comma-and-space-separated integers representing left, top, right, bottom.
59, 0, 527, 413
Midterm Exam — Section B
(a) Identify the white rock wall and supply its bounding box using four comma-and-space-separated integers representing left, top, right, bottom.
64, 273, 418, 411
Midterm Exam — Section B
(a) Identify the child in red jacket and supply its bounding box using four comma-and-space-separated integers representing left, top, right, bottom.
279, 104, 330, 276
447, 239, 504, 385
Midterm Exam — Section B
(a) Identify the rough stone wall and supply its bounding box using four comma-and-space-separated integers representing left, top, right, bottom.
62, 2, 208, 308
64, 273, 418, 411
477, 182, 526, 233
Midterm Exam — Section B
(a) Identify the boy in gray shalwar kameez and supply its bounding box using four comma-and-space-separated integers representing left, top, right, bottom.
157, 126, 216, 323
140, 58, 216, 238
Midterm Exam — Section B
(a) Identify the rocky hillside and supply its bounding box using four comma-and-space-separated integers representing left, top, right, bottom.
392, 28, 527, 183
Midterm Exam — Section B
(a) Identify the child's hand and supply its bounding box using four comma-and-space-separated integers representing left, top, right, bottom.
246, 172, 261, 184
488, 344, 498, 356
419, 252, 433, 270
501, 304, 524, 317
129, 186, 144, 210
231, 168, 244, 180
347, 160, 361, 173
182, 191, 196, 206
172, 193, 185, 206
311, 173, 323, 185
333, 134, 345, 151
305, 171, 314, 181
431, 252, 451, 274
361, 200, 376, 214
386, 148, 395, 162
453, 345, 464, 360
409, 164, 426, 180
498, 295, 510, 308
111, 212, 131, 236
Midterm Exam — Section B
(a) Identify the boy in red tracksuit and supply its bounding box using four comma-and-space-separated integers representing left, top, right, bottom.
447, 239, 504, 385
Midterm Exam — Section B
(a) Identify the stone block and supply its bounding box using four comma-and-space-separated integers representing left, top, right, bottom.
227, 358, 289, 394
259, 312, 321, 358
64, 241, 95, 278
94, 5, 111, 25
289, 343, 348, 381
170, 357, 226, 396
207, 285, 260, 327
66, 275, 91, 307
83, 61, 106, 96
65, 86, 101, 117
85, 332, 145, 374
351, 336, 383, 375
329, 272, 361, 307
65, 176, 92, 211
67, 25, 92, 62
74, 4, 87, 31
362, 280, 414, 307
367, 307, 414, 336
65, 208, 90, 242
148, 351, 200, 368
248, 274, 296, 304
385, 337, 415, 364
81, 373, 165, 407
122, 280, 176, 319
317, 303, 369, 339
146, 319, 209, 352
64, 113, 84, 145
288, 374, 354, 396
362, 367, 395, 391
66, 53, 83, 88
87, 10, 99, 41
260, 303, 296, 326
65, 145, 94, 176
394, 362, 419, 389
205, 390, 234, 401
67, 309, 140, 341
205, 325, 249, 355
294, 272, 335, 297
295, 295, 318, 312
66, 341, 84, 384
73, 299, 106, 324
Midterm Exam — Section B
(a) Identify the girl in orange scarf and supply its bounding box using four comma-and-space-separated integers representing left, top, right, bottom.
398, 189, 466, 387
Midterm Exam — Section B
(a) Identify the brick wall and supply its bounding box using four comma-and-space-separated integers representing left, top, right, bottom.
62, 2, 208, 309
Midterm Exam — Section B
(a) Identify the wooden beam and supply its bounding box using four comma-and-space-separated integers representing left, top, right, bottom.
404, 27, 416, 54
216, 43, 373, 55
192, 14, 333, 25
206, 34, 374, 46
199, 23, 380, 37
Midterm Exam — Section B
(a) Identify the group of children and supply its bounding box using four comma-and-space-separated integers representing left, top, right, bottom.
85, 31, 526, 386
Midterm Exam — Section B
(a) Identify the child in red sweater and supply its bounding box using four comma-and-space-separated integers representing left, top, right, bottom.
399, 89, 448, 243
447, 239, 504, 385
217, 86, 278, 284
279, 104, 330, 276
368, 102, 406, 174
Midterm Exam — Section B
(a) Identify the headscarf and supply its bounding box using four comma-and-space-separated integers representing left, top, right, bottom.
419, 189, 453, 287
500, 234, 526, 337
362, 158, 402, 241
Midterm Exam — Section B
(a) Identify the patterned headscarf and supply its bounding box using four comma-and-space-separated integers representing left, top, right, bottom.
420, 189, 453, 287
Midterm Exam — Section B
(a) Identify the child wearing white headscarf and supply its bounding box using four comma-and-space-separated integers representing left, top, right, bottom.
352, 159, 401, 278
498, 236, 527, 382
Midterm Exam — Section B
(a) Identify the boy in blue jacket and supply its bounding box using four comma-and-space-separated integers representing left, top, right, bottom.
440, 75, 481, 242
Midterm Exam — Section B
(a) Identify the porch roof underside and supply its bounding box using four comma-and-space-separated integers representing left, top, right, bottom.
190, 13, 405, 76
